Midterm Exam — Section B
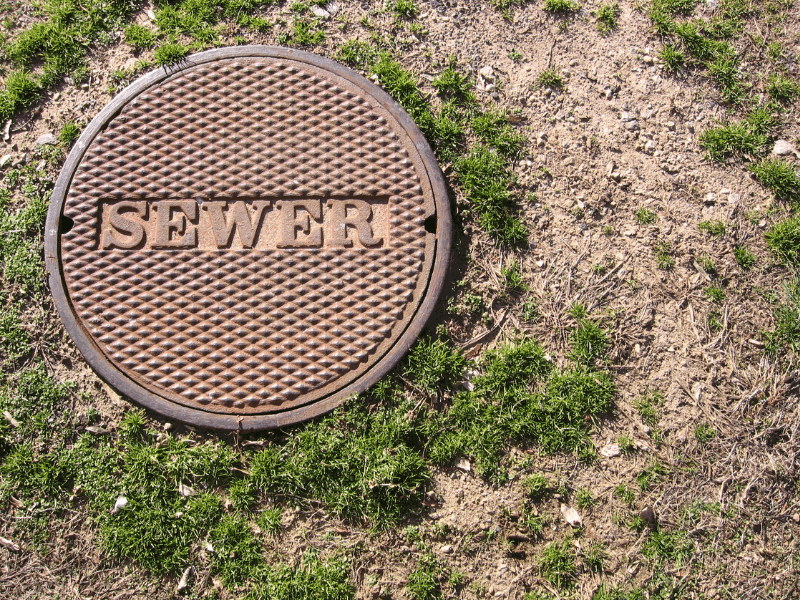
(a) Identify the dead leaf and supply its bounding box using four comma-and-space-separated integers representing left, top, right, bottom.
86, 425, 111, 435
639, 505, 656, 526
111, 495, 128, 514
3, 411, 19, 427
600, 443, 621, 458
177, 566, 192, 593
178, 483, 195, 497
0, 537, 20, 551
560, 504, 583, 527
456, 458, 471, 472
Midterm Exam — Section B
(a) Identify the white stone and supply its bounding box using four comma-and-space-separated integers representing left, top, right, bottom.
479, 65, 495, 81
35, 133, 57, 146
601, 443, 622, 457
311, 5, 330, 17
772, 139, 797, 156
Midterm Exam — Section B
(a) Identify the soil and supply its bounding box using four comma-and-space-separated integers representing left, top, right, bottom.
2, 1, 800, 599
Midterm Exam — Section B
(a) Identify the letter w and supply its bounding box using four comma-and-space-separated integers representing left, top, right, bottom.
205, 201, 270, 248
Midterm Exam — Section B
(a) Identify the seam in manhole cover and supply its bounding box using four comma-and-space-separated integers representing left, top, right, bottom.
45, 46, 451, 431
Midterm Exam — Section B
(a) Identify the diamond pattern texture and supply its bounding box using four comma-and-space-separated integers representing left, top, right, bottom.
60, 58, 435, 414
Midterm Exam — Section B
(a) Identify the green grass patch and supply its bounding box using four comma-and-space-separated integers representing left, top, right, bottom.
407, 553, 442, 600
424, 337, 614, 481
654, 241, 674, 270
471, 110, 527, 158
539, 540, 577, 589
124, 24, 156, 50
642, 529, 694, 566
698, 220, 726, 237
543, 0, 580, 14
389, 0, 419, 19
734, 245, 756, 270
522, 473, 551, 501
596, 2, 620, 33
338, 44, 527, 244
432, 66, 476, 106
58, 122, 81, 146
636, 207, 657, 224
453, 145, 528, 245
537, 68, 564, 88
277, 18, 326, 47
699, 107, 778, 162
704, 286, 725, 303
766, 217, 800, 266
634, 389, 663, 428
659, 43, 685, 71
764, 280, 800, 354
335, 40, 378, 71
153, 42, 189, 66
404, 336, 467, 395
766, 74, 800, 104
501, 259, 527, 291
749, 159, 800, 203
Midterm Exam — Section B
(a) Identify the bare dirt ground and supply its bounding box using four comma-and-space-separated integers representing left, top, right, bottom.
1, 1, 799, 599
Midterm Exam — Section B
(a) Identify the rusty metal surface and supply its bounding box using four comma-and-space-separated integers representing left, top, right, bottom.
45, 46, 450, 430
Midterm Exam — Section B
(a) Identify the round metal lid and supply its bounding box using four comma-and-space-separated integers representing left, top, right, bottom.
45, 46, 450, 430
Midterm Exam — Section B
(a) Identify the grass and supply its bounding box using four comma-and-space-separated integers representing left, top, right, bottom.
454, 146, 528, 245
404, 336, 467, 395
654, 241, 674, 270
408, 554, 442, 600
596, 2, 620, 33
705, 286, 725, 303
389, 0, 419, 19
338, 46, 528, 244
543, 0, 580, 14
58, 122, 81, 146
613, 484, 635, 507
635, 207, 657, 224
634, 389, 662, 428
699, 115, 772, 162
694, 423, 716, 443
424, 337, 614, 481
698, 220, 726, 237
432, 66, 476, 106
766, 74, 800, 104
501, 259, 527, 291
642, 529, 694, 567
764, 280, 800, 353
636, 462, 668, 491
659, 43, 685, 71
471, 110, 527, 158
766, 217, 800, 266
576, 488, 594, 509
522, 474, 550, 501
537, 68, 564, 89
124, 24, 155, 50
153, 42, 189, 66
539, 540, 577, 589
749, 159, 800, 203
569, 317, 609, 367
698, 253, 716, 275
278, 18, 326, 46
734, 245, 756, 270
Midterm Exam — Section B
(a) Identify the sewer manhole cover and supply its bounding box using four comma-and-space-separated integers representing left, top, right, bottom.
45, 46, 450, 430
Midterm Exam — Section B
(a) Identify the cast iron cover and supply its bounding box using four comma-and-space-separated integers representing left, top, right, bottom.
45, 46, 450, 430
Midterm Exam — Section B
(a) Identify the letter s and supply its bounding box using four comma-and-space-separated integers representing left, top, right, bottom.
103, 201, 147, 249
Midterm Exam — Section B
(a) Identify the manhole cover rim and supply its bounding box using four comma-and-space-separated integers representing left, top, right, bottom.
45, 45, 451, 431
